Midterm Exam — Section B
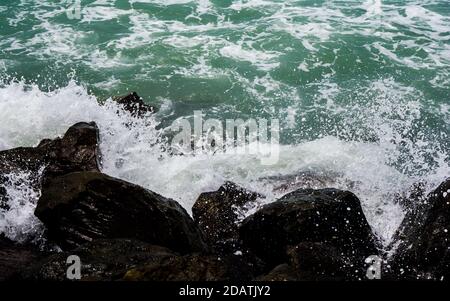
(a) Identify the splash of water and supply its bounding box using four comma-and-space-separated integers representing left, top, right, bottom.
0, 79, 448, 246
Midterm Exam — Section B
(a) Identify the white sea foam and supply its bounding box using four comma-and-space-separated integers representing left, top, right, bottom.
361, 0, 383, 17
129, 0, 194, 5
0, 170, 44, 244
94, 77, 122, 90
81, 5, 132, 23
229, 0, 281, 11
220, 43, 280, 71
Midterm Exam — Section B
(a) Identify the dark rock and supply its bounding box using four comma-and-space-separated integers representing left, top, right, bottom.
113, 92, 156, 117
0, 122, 101, 186
0, 235, 45, 281
239, 188, 380, 267
0, 122, 100, 216
0, 146, 47, 175
192, 182, 260, 250
389, 178, 450, 280
16, 239, 176, 281
287, 242, 352, 280
122, 254, 255, 281
41, 122, 101, 184
35, 171, 208, 253
254, 264, 299, 281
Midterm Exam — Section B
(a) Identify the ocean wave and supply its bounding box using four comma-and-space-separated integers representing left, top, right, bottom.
0, 79, 448, 246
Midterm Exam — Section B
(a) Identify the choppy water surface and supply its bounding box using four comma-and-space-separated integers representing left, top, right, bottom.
0, 0, 449, 246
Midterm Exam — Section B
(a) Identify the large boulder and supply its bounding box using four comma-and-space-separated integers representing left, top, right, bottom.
112, 92, 156, 117
192, 182, 260, 251
0, 122, 100, 221
0, 146, 48, 181
35, 171, 207, 253
239, 188, 380, 269
15, 239, 176, 281
122, 253, 255, 281
389, 178, 450, 280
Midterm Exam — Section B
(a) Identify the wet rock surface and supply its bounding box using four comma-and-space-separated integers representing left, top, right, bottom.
192, 182, 260, 251
388, 178, 450, 280
123, 253, 256, 281
35, 171, 207, 253
15, 239, 177, 281
39, 121, 101, 185
239, 188, 380, 268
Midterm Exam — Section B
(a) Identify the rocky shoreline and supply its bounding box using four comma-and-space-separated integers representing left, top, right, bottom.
0, 93, 448, 281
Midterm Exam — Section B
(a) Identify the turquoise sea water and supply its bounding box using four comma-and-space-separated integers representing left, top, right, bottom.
0, 1, 449, 244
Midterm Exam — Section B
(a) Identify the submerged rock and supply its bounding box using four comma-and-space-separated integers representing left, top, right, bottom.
16, 239, 176, 281
112, 92, 156, 117
35, 171, 207, 253
239, 188, 380, 269
192, 182, 261, 251
17, 239, 259, 281
0, 122, 101, 223
389, 178, 450, 280
256, 242, 363, 281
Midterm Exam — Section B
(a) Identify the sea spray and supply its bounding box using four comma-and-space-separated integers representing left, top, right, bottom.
0, 80, 448, 246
